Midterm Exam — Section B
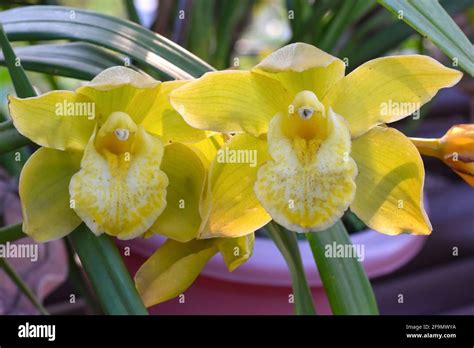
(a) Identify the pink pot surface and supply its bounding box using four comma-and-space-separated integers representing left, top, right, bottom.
120, 228, 427, 314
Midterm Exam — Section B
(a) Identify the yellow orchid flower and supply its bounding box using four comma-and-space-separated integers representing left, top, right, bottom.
411, 124, 474, 187
8, 66, 206, 242
135, 233, 254, 306
170, 43, 463, 236
135, 134, 257, 306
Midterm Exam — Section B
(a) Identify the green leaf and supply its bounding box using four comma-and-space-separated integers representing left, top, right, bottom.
0, 24, 34, 155
318, 0, 358, 52
69, 224, 148, 315
0, 223, 26, 244
124, 0, 140, 25
378, 0, 474, 76
0, 24, 35, 98
0, 42, 131, 81
0, 121, 30, 155
0, 5, 215, 79
187, 0, 215, 62
266, 222, 316, 315
305, 220, 379, 315
65, 238, 102, 314
214, 0, 253, 69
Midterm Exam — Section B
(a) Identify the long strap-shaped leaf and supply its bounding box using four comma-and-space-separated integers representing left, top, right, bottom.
0, 42, 132, 81
0, 25, 33, 153
306, 220, 379, 315
0, 5, 215, 79
342, 0, 471, 69
69, 224, 148, 315
379, 0, 474, 76
266, 222, 316, 315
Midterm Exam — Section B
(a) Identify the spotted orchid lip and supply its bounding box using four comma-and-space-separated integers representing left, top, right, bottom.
69, 111, 169, 240
254, 108, 357, 233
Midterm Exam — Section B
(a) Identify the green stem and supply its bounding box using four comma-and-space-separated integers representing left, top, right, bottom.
266, 221, 316, 315
306, 220, 379, 315
0, 223, 26, 244
0, 257, 49, 315
69, 224, 148, 315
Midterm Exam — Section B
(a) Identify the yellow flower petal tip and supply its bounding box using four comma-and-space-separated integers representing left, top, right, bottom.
70, 111, 169, 240
323, 55, 462, 138
352, 126, 432, 236
135, 239, 217, 307
87, 66, 160, 89
216, 233, 255, 272
254, 92, 357, 232
253, 42, 343, 73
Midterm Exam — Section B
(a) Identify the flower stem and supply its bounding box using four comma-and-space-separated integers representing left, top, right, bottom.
0, 257, 49, 315
306, 220, 379, 315
266, 221, 316, 315
409, 137, 441, 158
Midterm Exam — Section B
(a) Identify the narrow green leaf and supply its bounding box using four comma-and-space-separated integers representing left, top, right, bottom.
318, 0, 358, 52
69, 224, 148, 315
0, 258, 49, 315
341, 0, 471, 70
214, 0, 252, 69
0, 121, 30, 155
266, 222, 316, 315
0, 6, 215, 79
0, 24, 35, 98
0, 25, 34, 155
0, 42, 132, 80
0, 223, 26, 244
65, 238, 102, 314
306, 220, 379, 315
124, 0, 140, 25
187, 0, 215, 62
378, 0, 474, 75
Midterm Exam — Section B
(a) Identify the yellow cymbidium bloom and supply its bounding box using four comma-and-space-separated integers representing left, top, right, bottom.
411, 124, 474, 187
170, 43, 463, 236
8, 66, 206, 241
134, 134, 257, 307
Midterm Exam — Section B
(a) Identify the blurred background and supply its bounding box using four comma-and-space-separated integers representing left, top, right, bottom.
0, 0, 473, 315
